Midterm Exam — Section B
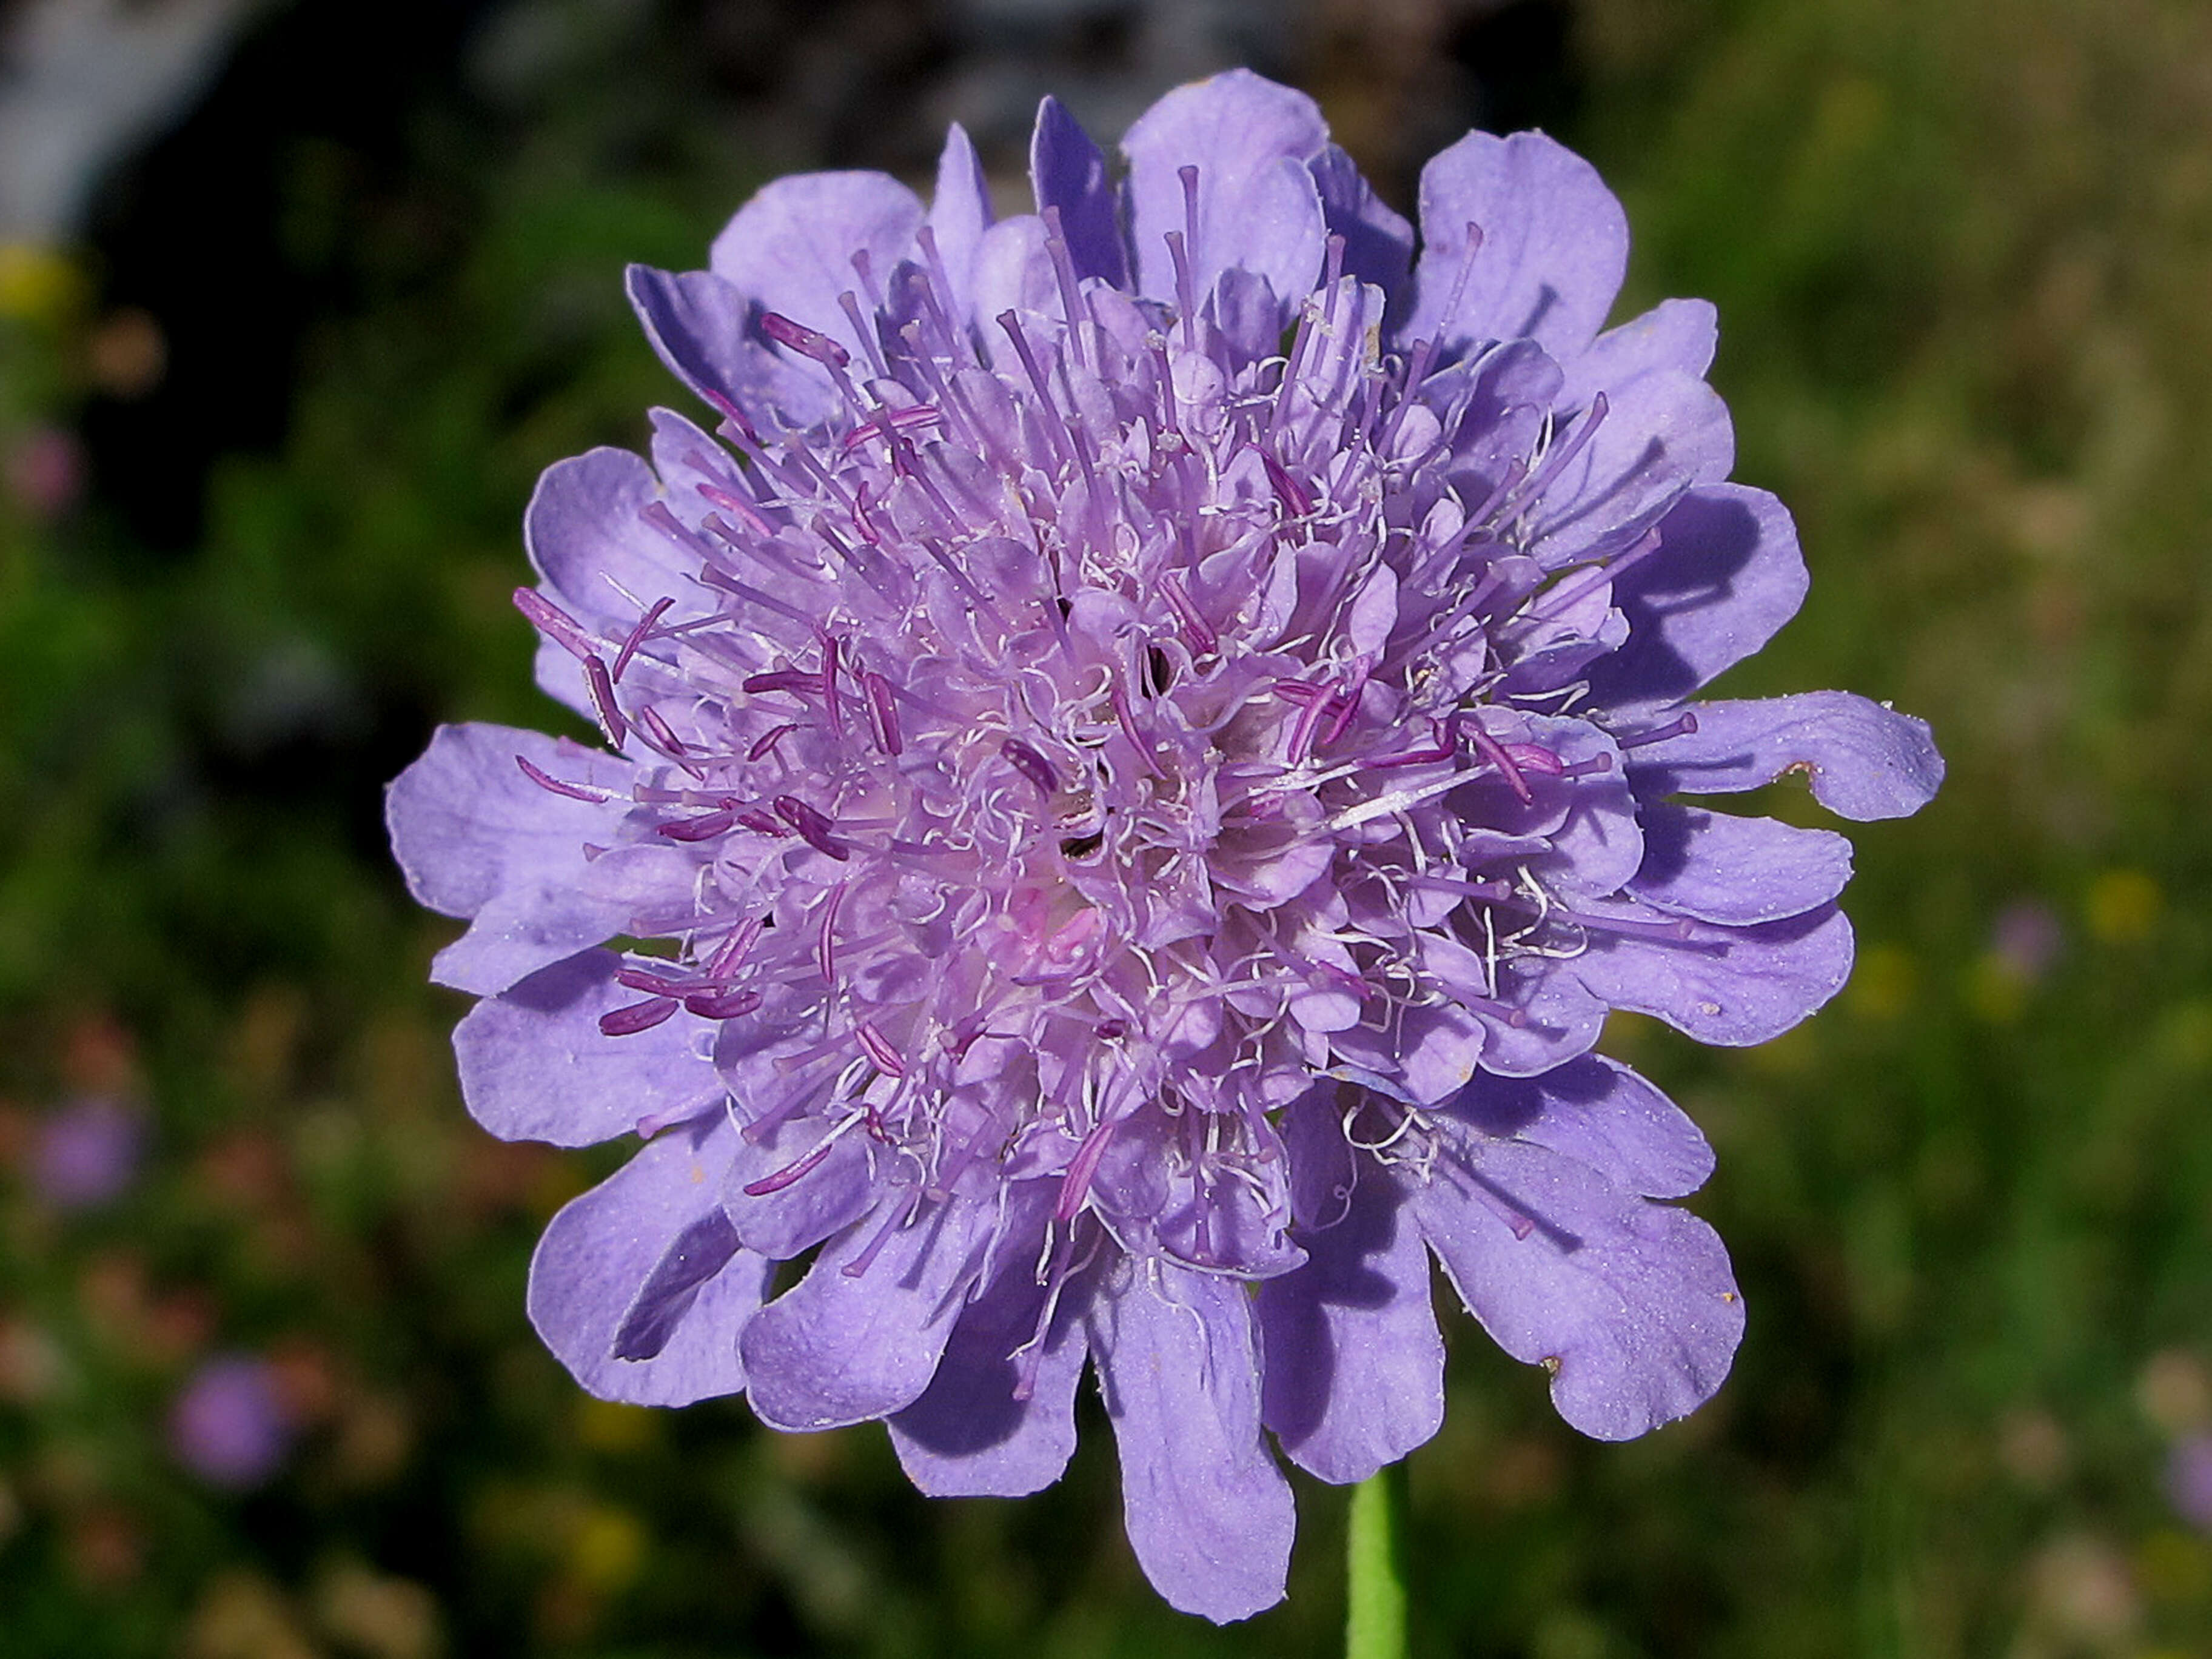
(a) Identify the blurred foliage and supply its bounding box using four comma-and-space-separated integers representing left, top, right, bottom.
3, 0, 2212, 1654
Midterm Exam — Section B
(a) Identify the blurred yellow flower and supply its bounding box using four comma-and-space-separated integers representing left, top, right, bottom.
0, 243, 82, 324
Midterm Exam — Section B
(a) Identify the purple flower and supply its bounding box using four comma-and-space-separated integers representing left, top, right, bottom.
169, 1355, 292, 1489
32, 1096, 142, 1210
2170, 1435, 2212, 1532
389, 72, 1940, 1620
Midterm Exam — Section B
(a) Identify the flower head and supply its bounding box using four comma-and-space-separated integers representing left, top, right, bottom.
389, 71, 1940, 1621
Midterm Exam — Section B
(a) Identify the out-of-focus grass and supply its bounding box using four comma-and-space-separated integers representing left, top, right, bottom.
2, 0, 2211, 1654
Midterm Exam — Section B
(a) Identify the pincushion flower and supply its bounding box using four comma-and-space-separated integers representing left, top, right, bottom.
389, 71, 1940, 1621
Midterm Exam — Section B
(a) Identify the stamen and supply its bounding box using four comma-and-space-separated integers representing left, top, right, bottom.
836, 291, 891, 379
512, 588, 597, 661
747, 722, 799, 762
759, 310, 851, 369
1262, 451, 1314, 518
819, 635, 845, 739
1464, 723, 1532, 804
1527, 525, 1663, 620
1108, 685, 1160, 776
1000, 739, 1059, 797
1055, 1118, 1118, 1221
854, 1020, 907, 1077
744, 669, 817, 697
515, 754, 614, 802
1040, 206, 1091, 370
610, 597, 674, 682
740, 1113, 861, 1196
774, 797, 849, 862
583, 656, 629, 749
816, 880, 847, 980
685, 988, 763, 1019
863, 671, 902, 755
1517, 391, 1609, 505
1159, 573, 1216, 655
1617, 710, 1699, 749
657, 808, 738, 842
599, 996, 679, 1037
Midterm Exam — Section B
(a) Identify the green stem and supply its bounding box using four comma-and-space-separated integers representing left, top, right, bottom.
1346, 1464, 1409, 1659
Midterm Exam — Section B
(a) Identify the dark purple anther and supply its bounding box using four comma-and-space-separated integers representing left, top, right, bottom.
1366, 717, 1459, 770
617, 967, 691, 996
842, 404, 943, 451
657, 808, 739, 842
1159, 574, 1216, 656
741, 1128, 848, 1197
685, 988, 764, 1020
1466, 723, 1533, 804
863, 671, 902, 755
1261, 452, 1314, 518
512, 588, 597, 662
583, 655, 629, 749
611, 597, 674, 683
695, 475, 776, 537
734, 808, 789, 837
1095, 1017, 1128, 1040
775, 794, 850, 860
745, 669, 817, 697
635, 705, 694, 765
760, 310, 851, 369
600, 996, 679, 1036
515, 754, 615, 802
854, 1021, 908, 1077
1000, 739, 1059, 797
748, 722, 799, 762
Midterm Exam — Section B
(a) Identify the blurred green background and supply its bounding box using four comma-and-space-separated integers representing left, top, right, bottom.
2, 0, 2209, 1654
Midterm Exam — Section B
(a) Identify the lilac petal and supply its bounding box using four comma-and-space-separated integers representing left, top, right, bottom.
1259, 1096, 1444, 1484
386, 723, 632, 919
626, 263, 822, 427
1560, 297, 1718, 410
1587, 484, 1809, 710
453, 950, 720, 1147
1447, 1055, 1714, 1201
1631, 802, 1852, 926
526, 447, 697, 634
429, 842, 699, 997
888, 1184, 1088, 1496
740, 1194, 995, 1431
1122, 69, 1327, 318
1089, 1261, 1295, 1624
1405, 130, 1629, 362
1309, 144, 1414, 300
1569, 902, 1856, 1047
709, 171, 925, 360
528, 1110, 771, 1406
1627, 691, 1946, 820
966, 215, 1057, 345
1529, 370, 1734, 566
1410, 1136, 1743, 1440
1031, 96, 1127, 286
612, 1208, 745, 1361
927, 120, 996, 312
1478, 965, 1609, 1078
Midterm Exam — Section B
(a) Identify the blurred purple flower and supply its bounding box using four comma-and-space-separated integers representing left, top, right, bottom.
1989, 899, 2062, 984
3, 426, 85, 520
168, 1355, 292, 1489
32, 1096, 142, 1210
389, 72, 1940, 1620
2170, 1435, 2212, 1531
